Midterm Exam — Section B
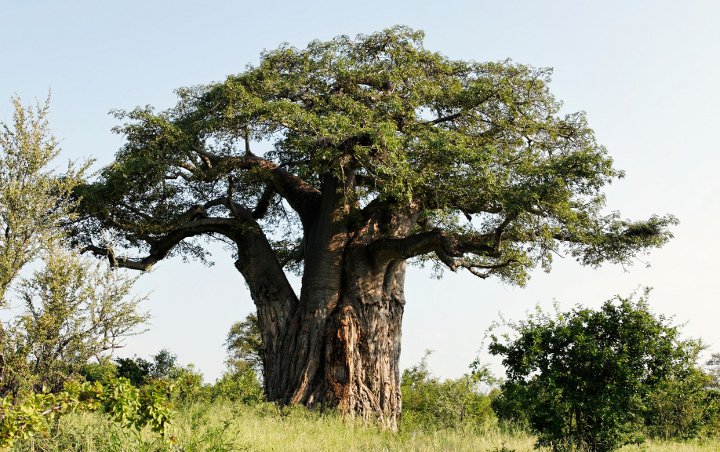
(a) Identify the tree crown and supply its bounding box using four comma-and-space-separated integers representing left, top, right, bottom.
76, 26, 675, 284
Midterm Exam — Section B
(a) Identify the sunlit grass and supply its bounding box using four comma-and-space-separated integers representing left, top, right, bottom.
619, 440, 720, 452
15, 400, 720, 451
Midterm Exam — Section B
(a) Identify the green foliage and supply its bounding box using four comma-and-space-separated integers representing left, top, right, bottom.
640, 350, 720, 440
167, 364, 206, 406
77, 27, 674, 289
209, 367, 264, 405
489, 292, 712, 451
112, 349, 208, 407
1, 250, 147, 396
79, 359, 118, 384
643, 366, 720, 440
225, 313, 263, 374
115, 349, 178, 387
0, 97, 147, 401
115, 356, 153, 386
213, 314, 265, 404
400, 352, 496, 432
0, 377, 173, 449
0, 96, 86, 303
151, 349, 178, 379
707, 353, 720, 387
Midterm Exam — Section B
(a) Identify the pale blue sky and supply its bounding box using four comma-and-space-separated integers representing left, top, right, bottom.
2, 1, 719, 381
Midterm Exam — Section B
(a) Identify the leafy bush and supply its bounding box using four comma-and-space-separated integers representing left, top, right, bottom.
109, 348, 264, 407
0, 98, 147, 398
80, 359, 119, 384
643, 367, 719, 440
489, 292, 714, 451
0, 252, 148, 397
0, 377, 173, 448
113, 350, 211, 406
168, 364, 207, 405
115, 356, 153, 386
400, 352, 496, 432
210, 366, 264, 404
642, 352, 720, 440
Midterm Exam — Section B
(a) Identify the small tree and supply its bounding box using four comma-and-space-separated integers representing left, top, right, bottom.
115, 356, 153, 386
0, 97, 147, 396
115, 349, 179, 386
0, 96, 83, 302
150, 349, 178, 379
4, 249, 148, 394
642, 363, 719, 440
225, 313, 263, 374
489, 292, 701, 451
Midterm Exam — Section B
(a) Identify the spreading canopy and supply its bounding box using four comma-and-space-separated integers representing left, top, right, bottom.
75, 26, 675, 286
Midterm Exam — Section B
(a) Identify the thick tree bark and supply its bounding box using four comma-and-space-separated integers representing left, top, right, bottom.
260, 246, 407, 429
244, 176, 411, 429
324, 257, 406, 429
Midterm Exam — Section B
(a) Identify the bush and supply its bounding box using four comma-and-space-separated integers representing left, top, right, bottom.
169, 364, 207, 405
0, 377, 173, 448
400, 352, 496, 432
115, 356, 153, 386
489, 292, 716, 451
80, 359, 118, 384
210, 366, 264, 404
0, 252, 147, 397
113, 350, 211, 405
642, 356, 720, 440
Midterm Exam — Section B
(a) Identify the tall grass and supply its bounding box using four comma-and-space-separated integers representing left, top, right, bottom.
14, 401, 720, 451
17, 400, 537, 451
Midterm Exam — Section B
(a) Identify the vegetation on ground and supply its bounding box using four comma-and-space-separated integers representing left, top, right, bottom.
490, 292, 720, 451
7, 398, 720, 451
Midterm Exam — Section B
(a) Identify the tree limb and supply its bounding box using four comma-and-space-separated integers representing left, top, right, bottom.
252, 184, 276, 220
199, 150, 321, 225
369, 228, 497, 269
82, 217, 239, 270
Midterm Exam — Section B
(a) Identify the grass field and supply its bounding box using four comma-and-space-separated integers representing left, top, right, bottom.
13, 401, 720, 451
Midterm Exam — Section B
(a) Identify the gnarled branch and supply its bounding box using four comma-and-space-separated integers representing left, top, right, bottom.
369, 228, 497, 269
82, 217, 239, 271
199, 150, 321, 225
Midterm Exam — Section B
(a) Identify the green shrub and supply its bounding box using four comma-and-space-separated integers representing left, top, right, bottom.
113, 350, 212, 406
0, 377, 173, 448
489, 292, 714, 451
115, 356, 153, 386
169, 364, 208, 405
210, 367, 264, 404
79, 359, 118, 384
400, 352, 496, 432
643, 365, 720, 440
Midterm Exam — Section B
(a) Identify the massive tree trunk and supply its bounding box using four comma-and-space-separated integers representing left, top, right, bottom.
260, 247, 407, 429
242, 181, 410, 429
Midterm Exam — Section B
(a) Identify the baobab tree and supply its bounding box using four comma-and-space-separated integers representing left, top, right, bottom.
75, 27, 675, 428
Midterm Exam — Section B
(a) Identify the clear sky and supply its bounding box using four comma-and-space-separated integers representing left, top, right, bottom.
2, 0, 719, 381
